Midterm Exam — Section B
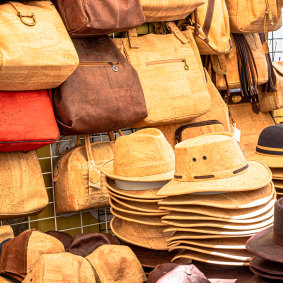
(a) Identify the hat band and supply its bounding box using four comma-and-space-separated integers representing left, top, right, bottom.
256, 145, 283, 157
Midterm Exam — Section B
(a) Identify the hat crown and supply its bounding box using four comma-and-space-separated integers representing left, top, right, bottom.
273, 198, 283, 246
257, 125, 283, 151
113, 129, 174, 177
174, 134, 248, 182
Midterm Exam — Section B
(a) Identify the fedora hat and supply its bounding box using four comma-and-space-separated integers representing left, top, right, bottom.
158, 133, 272, 196
0, 230, 65, 281
158, 183, 273, 209
110, 217, 171, 250
250, 256, 283, 277
272, 108, 283, 125
102, 129, 175, 182
172, 250, 249, 266
22, 253, 96, 283
247, 125, 283, 168
246, 197, 283, 263
86, 245, 146, 283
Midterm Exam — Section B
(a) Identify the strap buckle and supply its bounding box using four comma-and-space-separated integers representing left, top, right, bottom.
17, 12, 36, 26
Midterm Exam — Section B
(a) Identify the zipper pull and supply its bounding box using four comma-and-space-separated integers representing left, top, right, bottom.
109, 62, 118, 72
182, 59, 189, 70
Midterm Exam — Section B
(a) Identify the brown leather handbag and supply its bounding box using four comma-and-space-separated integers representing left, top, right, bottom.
53, 0, 146, 37
53, 36, 147, 135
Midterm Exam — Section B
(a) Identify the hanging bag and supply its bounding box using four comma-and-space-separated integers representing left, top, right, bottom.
0, 1, 79, 91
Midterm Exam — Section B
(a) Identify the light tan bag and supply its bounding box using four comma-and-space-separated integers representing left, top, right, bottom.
225, 0, 282, 33
54, 135, 115, 214
0, 1, 79, 91
188, 0, 232, 54
0, 151, 48, 219
259, 62, 283, 112
140, 0, 206, 22
113, 22, 211, 127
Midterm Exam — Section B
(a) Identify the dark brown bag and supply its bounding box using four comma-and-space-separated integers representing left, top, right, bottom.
53, 36, 147, 135
53, 0, 146, 37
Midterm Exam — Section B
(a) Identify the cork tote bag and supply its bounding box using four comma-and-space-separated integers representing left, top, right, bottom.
54, 135, 114, 214
0, 151, 48, 219
0, 1, 79, 91
225, 0, 282, 33
114, 23, 211, 127
259, 62, 283, 112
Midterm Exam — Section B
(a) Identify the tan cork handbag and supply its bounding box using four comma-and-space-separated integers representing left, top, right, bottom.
54, 135, 115, 214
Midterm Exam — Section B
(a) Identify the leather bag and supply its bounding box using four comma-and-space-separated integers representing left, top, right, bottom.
0, 90, 59, 152
53, 36, 147, 135
259, 62, 283, 112
53, 0, 146, 37
225, 0, 282, 33
113, 22, 212, 127
53, 135, 114, 215
0, 1, 79, 91
0, 151, 48, 219
140, 0, 206, 22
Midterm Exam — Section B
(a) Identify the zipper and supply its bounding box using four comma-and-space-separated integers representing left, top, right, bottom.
79, 61, 119, 72
146, 59, 189, 70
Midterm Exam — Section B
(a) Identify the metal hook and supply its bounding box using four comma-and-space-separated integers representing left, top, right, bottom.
17, 12, 36, 26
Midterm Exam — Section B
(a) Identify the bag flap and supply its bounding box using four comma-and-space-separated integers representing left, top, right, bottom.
273, 62, 283, 76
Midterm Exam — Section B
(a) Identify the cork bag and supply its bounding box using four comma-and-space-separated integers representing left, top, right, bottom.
225, 0, 282, 33
0, 1, 79, 91
259, 62, 283, 112
0, 151, 48, 219
113, 22, 211, 127
54, 135, 114, 214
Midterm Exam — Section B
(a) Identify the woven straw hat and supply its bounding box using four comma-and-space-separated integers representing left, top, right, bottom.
250, 257, 283, 277
86, 245, 146, 283
159, 183, 273, 208
22, 253, 96, 283
102, 129, 175, 182
247, 125, 283, 168
0, 226, 13, 243
0, 230, 65, 281
110, 217, 170, 250
158, 133, 271, 196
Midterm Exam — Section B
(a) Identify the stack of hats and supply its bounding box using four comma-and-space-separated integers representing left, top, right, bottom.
102, 129, 177, 265
157, 133, 275, 266
248, 124, 283, 199
246, 197, 283, 281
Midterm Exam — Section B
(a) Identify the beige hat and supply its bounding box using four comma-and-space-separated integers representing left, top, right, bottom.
158, 133, 271, 196
110, 208, 165, 226
0, 226, 13, 243
109, 198, 167, 216
172, 250, 250, 266
110, 217, 170, 250
160, 195, 276, 219
273, 180, 283, 189
102, 129, 175, 182
271, 168, 283, 179
86, 245, 146, 283
272, 108, 283, 125
22, 253, 96, 283
158, 183, 273, 208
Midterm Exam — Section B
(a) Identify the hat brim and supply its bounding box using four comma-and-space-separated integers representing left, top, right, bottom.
102, 160, 174, 182
250, 256, 283, 276
246, 226, 283, 263
158, 161, 271, 196
273, 180, 283, 189
172, 251, 249, 266
247, 152, 283, 168
249, 266, 283, 280
106, 178, 164, 200
271, 168, 283, 179
110, 217, 170, 250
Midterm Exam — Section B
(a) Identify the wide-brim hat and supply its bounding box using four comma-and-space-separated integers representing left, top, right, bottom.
271, 168, 283, 179
102, 128, 175, 182
110, 217, 171, 250
158, 134, 272, 196
273, 180, 283, 189
158, 183, 273, 208
249, 266, 283, 280
0, 226, 13, 243
250, 256, 283, 277
272, 108, 283, 125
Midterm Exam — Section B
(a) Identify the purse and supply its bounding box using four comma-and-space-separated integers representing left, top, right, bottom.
0, 90, 59, 152
53, 36, 147, 135
113, 22, 212, 128
0, 151, 48, 219
258, 62, 283, 112
54, 135, 115, 215
53, 0, 146, 37
0, 1, 79, 91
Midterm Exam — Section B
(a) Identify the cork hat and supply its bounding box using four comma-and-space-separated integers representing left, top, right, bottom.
272, 108, 283, 125
86, 245, 146, 283
271, 168, 283, 179
102, 129, 175, 182
0, 226, 13, 243
22, 253, 96, 283
0, 230, 65, 281
247, 125, 283, 168
158, 133, 271, 196
273, 180, 283, 189
250, 257, 283, 278
110, 217, 170, 250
